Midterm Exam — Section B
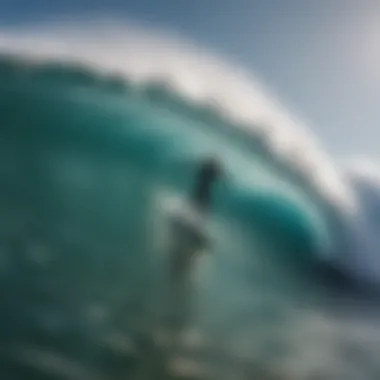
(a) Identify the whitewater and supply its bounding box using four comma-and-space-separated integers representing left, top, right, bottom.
1, 18, 380, 380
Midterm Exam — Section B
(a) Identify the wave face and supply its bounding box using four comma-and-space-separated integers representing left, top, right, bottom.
1, 21, 380, 380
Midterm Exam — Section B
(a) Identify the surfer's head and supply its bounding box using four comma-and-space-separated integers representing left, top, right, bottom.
192, 156, 223, 211
198, 156, 222, 183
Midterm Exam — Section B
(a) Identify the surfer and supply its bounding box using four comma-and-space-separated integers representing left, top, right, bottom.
162, 156, 223, 349
169, 156, 222, 281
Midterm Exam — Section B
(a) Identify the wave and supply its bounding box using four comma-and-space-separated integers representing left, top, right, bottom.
0, 19, 355, 206
0, 49, 336, 252
0, 19, 374, 280
1, 18, 380, 379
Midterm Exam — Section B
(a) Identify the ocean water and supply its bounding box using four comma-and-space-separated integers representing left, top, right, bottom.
1, 22, 380, 380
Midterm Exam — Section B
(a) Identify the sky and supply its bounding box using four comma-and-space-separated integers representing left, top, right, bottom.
1, 0, 380, 159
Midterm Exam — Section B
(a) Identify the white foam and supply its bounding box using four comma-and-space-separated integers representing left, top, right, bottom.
346, 157, 380, 189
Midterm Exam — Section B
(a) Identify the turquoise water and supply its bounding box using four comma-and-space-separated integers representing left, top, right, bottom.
0, 55, 376, 379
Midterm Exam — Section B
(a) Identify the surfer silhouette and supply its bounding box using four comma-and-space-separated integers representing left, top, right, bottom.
168, 156, 222, 282
163, 156, 222, 345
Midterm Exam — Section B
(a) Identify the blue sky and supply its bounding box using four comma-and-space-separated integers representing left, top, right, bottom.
1, 0, 380, 159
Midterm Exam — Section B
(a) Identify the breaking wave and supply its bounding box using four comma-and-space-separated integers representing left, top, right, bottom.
1, 18, 380, 380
